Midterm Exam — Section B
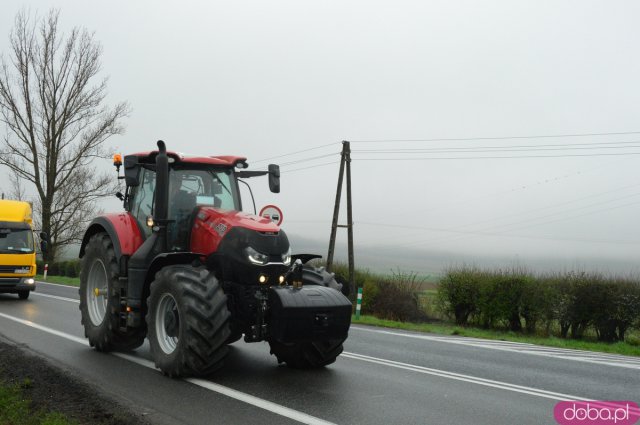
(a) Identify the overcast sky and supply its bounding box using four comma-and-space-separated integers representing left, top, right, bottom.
2, 1, 640, 274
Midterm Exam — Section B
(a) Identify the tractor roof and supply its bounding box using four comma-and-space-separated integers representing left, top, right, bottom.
127, 150, 247, 167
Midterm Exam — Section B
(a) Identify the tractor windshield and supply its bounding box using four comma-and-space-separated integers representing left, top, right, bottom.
0, 228, 34, 254
167, 166, 240, 251
169, 167, 240, 212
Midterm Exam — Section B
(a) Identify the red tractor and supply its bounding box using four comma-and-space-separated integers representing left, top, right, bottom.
78, 141, 351, 377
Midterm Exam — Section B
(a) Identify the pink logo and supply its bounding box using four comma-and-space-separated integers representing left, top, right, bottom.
554, 401, 640, 425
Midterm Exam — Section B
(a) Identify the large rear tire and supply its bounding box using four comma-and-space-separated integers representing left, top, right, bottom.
79, 232, 146, 351
147, 265, 231, 377
268, 339, 345, 369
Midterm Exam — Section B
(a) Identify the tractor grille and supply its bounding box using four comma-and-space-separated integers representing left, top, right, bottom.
0, 266, 29, 273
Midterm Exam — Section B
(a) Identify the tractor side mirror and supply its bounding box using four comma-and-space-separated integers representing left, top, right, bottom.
268, 164, 280, 193
124, 156, 140, 187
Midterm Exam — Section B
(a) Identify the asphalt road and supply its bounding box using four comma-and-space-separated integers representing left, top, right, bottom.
0, 282, 638, 425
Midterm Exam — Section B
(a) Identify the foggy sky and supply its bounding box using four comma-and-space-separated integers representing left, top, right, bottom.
2, 1, 640, 274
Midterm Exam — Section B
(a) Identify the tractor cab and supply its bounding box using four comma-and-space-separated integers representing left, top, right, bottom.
119, 150, 247, 241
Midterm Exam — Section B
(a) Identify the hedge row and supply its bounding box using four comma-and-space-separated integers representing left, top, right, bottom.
36, 260, 81, 278
327, 262, 428, 322
437, 266, 640, 342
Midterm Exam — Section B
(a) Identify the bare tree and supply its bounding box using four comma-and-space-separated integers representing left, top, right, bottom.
0, 9, 129, 261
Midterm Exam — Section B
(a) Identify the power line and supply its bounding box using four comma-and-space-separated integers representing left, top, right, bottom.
353, 152, 640, 160
356, 220, 640, 246
352, 142, 640, 155
349, 131, 640, 143
278, 153, 337, 167
397, 195, 640, 249
351, 140, 640, 151
281, 161, 339, 174
252, 142, 338, 164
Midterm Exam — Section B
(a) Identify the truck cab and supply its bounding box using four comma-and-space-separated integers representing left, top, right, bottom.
0, 200, 37, 299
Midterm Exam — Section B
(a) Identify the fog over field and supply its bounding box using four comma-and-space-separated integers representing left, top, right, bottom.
2, 1, 640, 275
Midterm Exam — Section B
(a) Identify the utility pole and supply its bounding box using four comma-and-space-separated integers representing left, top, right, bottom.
327, 141, 355, 293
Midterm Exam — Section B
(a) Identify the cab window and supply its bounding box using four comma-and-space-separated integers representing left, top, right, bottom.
130, 167, 156, 238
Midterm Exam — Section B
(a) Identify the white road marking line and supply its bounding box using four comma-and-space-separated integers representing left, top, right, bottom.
342, 351, 587, 402
31, 292, 79, 303
36, 281, 78, 289
0, 312, 89, 345
350, 326, 640, 369
0, 312, 336, 425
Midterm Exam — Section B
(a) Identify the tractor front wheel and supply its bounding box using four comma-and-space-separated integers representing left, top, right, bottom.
147, 265, 231, 377
79, 232, 146, 351
268, 339, 345, 369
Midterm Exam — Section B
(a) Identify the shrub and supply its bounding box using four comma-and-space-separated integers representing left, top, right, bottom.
64, 260, 80, 278
47, 262, 59, 276
474, 269, 528, 331
361, 279, 380, 314
592, 278, 640, 342
369, 270, 425, 322
523, 276, 559, 335
437, 266, 482, 325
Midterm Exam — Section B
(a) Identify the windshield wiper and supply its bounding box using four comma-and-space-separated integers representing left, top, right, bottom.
0, 248, 32, 253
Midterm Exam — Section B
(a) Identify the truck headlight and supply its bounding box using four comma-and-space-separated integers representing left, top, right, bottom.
245, 247, 268, 265
24, 278, 35, 285
282, 248, 292, 266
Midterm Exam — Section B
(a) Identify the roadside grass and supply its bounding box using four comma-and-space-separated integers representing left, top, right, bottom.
35, 275, 79, 287
0, 379, 75, 425
352, 314, 640, 357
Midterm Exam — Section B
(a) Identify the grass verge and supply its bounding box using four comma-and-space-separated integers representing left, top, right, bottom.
0, 379, 75, 425
353, 314, 640, 357
35, 275, 80, 287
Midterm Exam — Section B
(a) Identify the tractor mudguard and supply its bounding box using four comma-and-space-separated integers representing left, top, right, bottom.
79, 214, 144, 260
268, 286, 352, 343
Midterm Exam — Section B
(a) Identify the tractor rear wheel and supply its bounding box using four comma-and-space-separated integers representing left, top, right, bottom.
147, 265, 231, 377
268, 339, 345, 369
79, 232, 146, 351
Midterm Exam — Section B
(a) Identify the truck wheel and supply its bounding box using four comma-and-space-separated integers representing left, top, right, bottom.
268, 339, 345, 369
18, 291, 29, 300
79, 232, 146, 351
147, 265, 231, 377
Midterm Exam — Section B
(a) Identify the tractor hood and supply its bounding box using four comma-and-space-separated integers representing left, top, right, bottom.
197, 207, 280, 234
191, 207, 288, 257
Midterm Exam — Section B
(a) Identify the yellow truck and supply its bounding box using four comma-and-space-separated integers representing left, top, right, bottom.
0, 200, 39, 299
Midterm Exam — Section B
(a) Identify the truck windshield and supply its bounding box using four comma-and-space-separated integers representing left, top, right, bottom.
0, 228, 34, 253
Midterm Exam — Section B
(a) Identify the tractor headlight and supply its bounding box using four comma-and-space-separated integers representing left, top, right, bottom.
281, 247, 292, 266
245, 247, 268, 265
